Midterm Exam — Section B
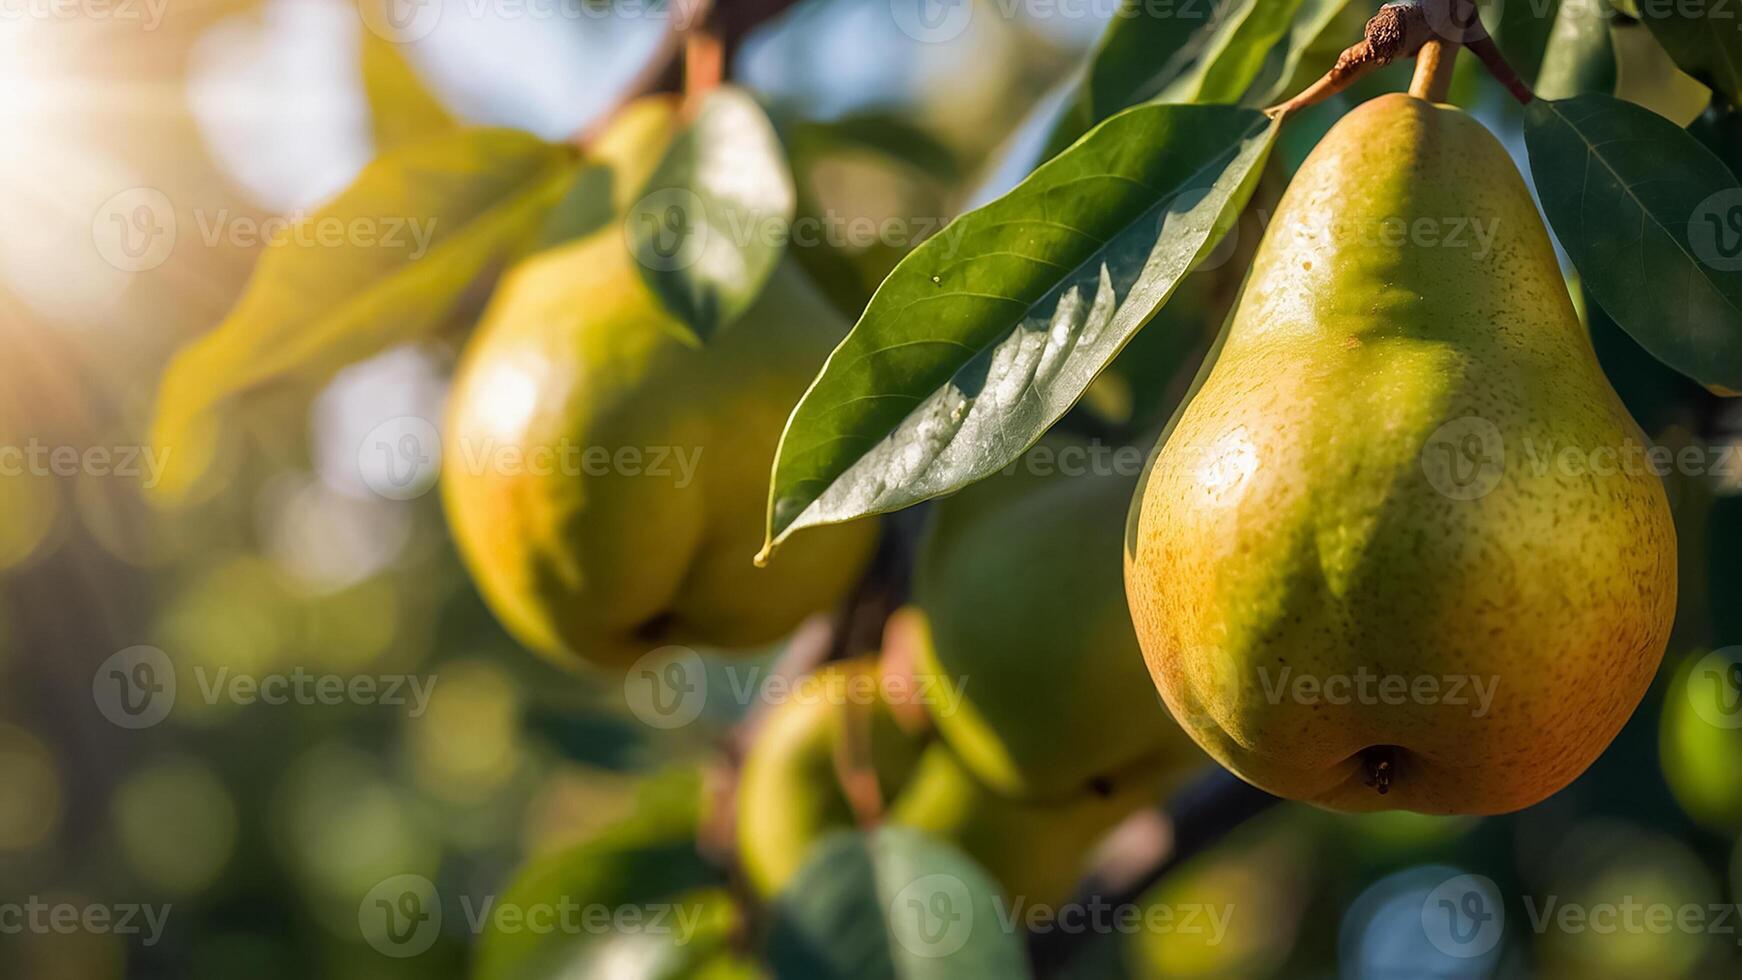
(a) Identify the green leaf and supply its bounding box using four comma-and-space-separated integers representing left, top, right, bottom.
1247, 0, 1360, 107
1536, 0, 1617, 100
1612, 20, 1712, 126
1162, 0, 1312, 106
1045, 0, 1339, 159
149, 128, 578, 502
1490, 0, 1563, 86
1041, 0, 1224, 157
767, 827, 1029, 980
1637, 0, 1742, 103
760, 105, 1278, 558
1691, 103, 1742, 180
1083, 0, 1224, 121
473, 769, 734, 980
360, 30, 454, 150
1525, 94, 1742, 389
626, 86, 796, 344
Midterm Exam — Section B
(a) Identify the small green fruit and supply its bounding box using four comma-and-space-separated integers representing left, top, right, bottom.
912, 450, 1203, 799
1660, 649, 1742, 832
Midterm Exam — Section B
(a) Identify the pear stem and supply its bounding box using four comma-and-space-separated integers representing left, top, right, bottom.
1409, 39, 1459, 103
1362, 746, 1397, 795
1266, 0, 1536, 118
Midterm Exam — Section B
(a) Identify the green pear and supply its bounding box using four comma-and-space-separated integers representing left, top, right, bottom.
736, 658, 927, 897
1126, 93, 1676, 815
443, 230, 879, 668
889, 744, 1161, 907
910, 450, 1204, 799
1660, 649, 1742, 832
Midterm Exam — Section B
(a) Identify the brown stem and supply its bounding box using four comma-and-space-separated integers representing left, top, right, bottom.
834, 696, 888, 826
1467, 34, 1535, 105
684, 28, 727, 115
1266, 2, 1433, 118
1267, 0, 1535, 116
570, 0, 815, 145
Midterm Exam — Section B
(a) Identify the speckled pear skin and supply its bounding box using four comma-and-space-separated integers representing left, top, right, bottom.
1124, 94, 1677, 815
443, 232, 878, 669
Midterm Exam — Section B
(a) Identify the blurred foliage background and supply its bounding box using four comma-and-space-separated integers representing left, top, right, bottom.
1, 1, 1741, 978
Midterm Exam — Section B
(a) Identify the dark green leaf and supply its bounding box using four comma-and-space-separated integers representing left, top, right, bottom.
1247, 0, 1360, 107
760, 105, 1277, 557
1637, 0, 1742, 103
627, 86, 795, 344
1045, 0, 1344, 160
1525, 94, 1742, 389
1041, 0, 1224, 157
1084, 0, 1224, 121
1536, 0, 1617, 100
767, 827, 1029, 980
149, 128, 577, 502
1166, 0, 1312, 105
1690, 103, 1742, 180
1489, 0, 1563, 86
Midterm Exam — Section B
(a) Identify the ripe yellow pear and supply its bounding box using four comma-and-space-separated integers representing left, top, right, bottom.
443, 231, 878, 668
736, 658, 927, 897
1126, 93, 1676, 815
889, 744, 1160, 907
909, 452, 1204, 799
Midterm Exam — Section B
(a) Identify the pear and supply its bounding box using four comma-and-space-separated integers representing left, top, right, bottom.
443, 231, 879, 668
889, 744, 1160, 907
736, 658, 927, 897
910, 451, 1204, 799
1659, 649, 1742, 832
1125, 93, 1677, 815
